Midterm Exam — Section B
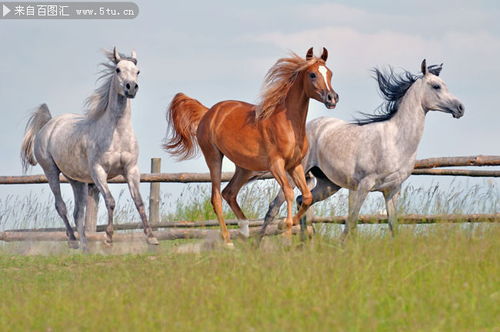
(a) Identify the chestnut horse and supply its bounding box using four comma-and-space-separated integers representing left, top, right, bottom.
163, 48, 338, 246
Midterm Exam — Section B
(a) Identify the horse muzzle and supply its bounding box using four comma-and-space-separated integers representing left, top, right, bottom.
124, 82, 139, 99
452, 102, 465, 118
439, 101, 464, 119
324, 91, 339, 109
125, 91, 137, 99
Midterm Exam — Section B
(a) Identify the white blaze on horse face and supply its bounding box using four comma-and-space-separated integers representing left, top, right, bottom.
318, 65, 331, 91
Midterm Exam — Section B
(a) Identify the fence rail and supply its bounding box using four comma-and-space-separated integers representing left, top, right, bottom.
4, 213, 499, 233
1, 214, 498, 242
1, 155, 500, 185
0, 155, 499, 242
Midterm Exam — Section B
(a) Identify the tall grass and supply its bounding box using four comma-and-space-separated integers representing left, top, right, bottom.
0, 179, 498, 231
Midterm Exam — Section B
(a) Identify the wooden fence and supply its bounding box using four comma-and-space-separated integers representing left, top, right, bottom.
0, 155, 499, 242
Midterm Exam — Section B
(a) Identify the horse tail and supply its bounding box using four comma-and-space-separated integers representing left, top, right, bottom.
163, 93, 209, 160
21, 103, 52, 173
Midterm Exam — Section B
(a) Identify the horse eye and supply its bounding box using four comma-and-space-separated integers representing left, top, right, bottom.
432, 84, 441, 90
116, 68, 121, 74
309, 73, 317, 79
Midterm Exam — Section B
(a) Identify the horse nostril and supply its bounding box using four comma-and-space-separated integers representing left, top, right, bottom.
135, 83, 139, 90
126, 83, 131, 90
327, 94, 332, 101
335, 93, 339, 103
458, 104, 464, 112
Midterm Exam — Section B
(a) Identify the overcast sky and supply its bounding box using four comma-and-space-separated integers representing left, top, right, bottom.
0, 0, 498, 210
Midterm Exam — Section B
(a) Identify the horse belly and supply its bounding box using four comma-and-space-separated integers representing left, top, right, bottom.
222, 146, 269, 171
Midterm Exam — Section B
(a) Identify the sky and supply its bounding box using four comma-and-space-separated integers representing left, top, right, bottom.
0, 0, 499, 214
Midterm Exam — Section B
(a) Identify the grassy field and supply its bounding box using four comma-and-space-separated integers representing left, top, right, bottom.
1, 225, 499, 331
0, 180, 499, 330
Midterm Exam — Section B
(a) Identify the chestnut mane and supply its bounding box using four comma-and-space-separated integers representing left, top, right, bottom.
256, 53, 323, 120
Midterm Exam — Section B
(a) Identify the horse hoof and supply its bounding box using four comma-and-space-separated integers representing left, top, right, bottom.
238, 234, 249, 242
238, 221, 250, 239
223, 242, 235, 249
238, 230, 250, 240
277, 221, 285, 230
147, 237, 160, 245
281, 236, 292, 247
68, 240, 79, 249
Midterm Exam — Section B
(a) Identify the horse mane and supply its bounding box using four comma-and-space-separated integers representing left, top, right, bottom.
256, 53, 322, 120
84, 49, 135, 120
355, 67, 418, 125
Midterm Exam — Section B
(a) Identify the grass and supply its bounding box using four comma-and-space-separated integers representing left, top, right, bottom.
1, 179, 498, 231
0, 180, 498, 330
0, 226, 499, 331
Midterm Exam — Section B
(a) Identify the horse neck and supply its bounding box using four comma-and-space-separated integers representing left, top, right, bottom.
100, 78, 132, 131
283, 74, 309, 133
386, 81, 426, 156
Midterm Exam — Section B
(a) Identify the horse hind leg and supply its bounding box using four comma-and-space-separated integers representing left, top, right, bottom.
221, 166, 255, 238
202, 146, 233, 247
69, 180, 89, 251
342, 188, 370, 241
383, 187, 401, 237
42, 164, 78, 248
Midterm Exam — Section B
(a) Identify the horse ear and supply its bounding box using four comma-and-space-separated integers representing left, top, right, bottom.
428, 63, 443, 76
113, 47, 121, 64
131, 50, 138, 65
306, 47, 314, 60
421, 59, 427, 75
320, 47, 328, 62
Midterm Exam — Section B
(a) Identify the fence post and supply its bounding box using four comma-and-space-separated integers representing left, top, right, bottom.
149, 158, 161, 224
85, 184, 100, 232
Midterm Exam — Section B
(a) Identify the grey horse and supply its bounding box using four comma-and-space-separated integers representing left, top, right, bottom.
262, 59, 464, 237
21, 47, 158, 250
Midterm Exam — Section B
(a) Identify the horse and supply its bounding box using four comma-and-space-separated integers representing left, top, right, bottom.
262, 59, 464, 238
20, 47, 159, 250
163, 48, 339, 246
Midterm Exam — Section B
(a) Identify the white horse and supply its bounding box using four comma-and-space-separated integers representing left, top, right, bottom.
262, 60, 465, 237
21, 47, 159, 249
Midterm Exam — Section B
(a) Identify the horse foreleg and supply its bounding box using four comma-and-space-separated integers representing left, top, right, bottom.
383, 187, 401, 237
125, 166, 159, 245
270, 160, 295, 239
222, 167, 255, 238
297, 175, 341, 234
69, 180, 89, 251
91, 166, 115, 245
289, 164, 313, 225
261, 189, 286, 238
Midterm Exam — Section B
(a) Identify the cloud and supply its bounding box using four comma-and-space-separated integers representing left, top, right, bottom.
250, 26, 500, 81
251, 27, 434, 73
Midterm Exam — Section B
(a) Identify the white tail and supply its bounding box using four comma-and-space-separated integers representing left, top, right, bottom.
20, 103, 52, 173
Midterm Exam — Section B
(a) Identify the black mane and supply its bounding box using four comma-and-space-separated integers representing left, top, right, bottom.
355, 67, 418, 125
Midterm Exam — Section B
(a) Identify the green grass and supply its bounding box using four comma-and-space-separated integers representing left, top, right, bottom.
1, 179, 498, 231
0, 180, 498, 330
1, 226, 499, 331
